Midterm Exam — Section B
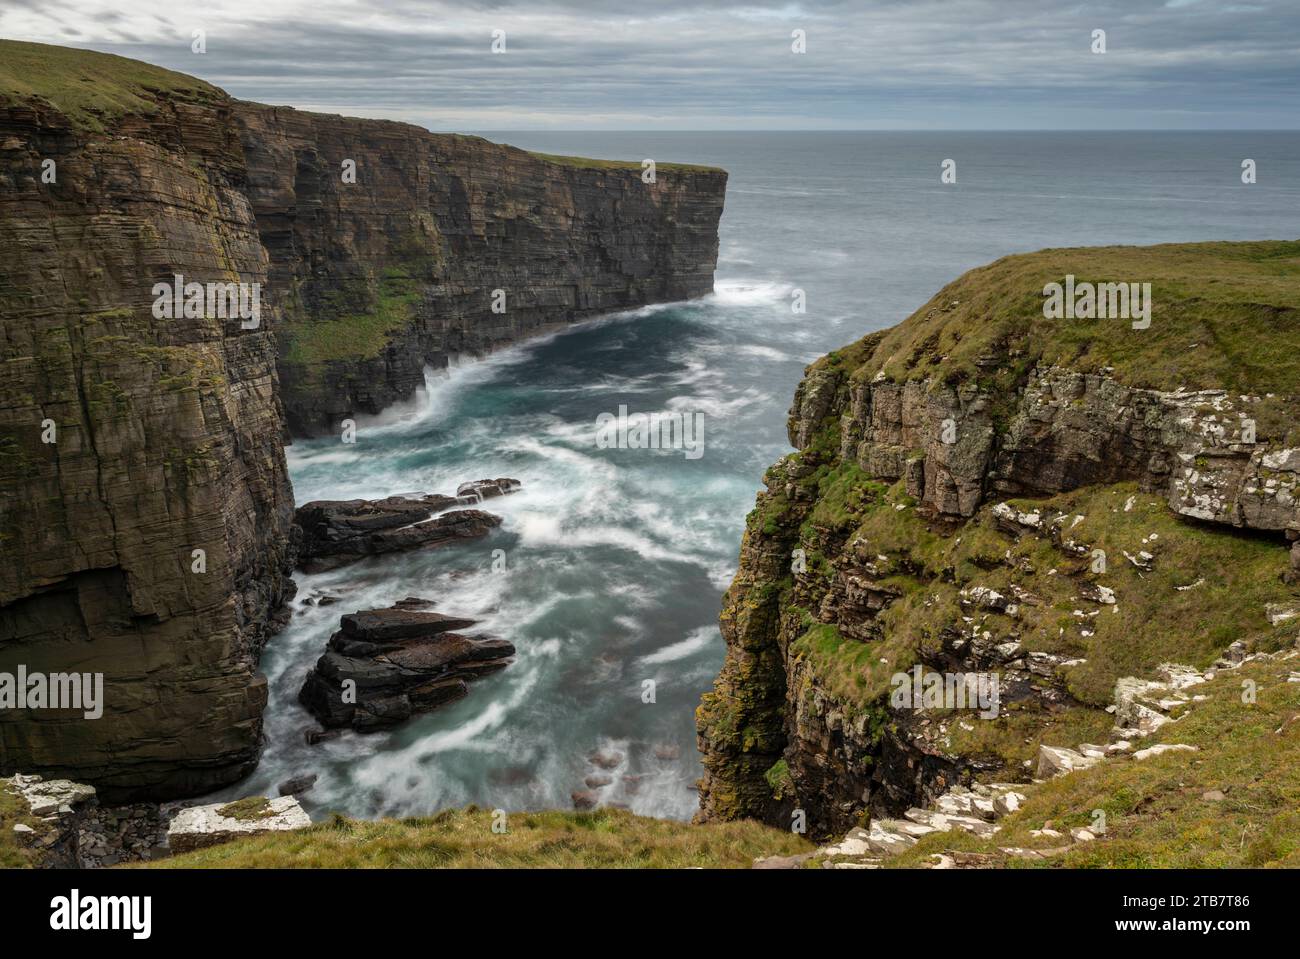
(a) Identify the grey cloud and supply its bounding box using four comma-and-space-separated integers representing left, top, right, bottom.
5, 0, 1298, 128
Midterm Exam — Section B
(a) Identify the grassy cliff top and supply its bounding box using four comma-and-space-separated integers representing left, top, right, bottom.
526, 150, 726, 175
821, 240, 1300, 398
138, 806, 809, 868
0, 39, 225, 131
0, 40, 727, 180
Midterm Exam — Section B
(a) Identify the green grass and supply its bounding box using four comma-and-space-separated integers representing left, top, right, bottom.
805, 463, 890, 534
701, 239, 1300, 847
825, 240, 1300, 410
0, 784, 53, 868
282, 269, 423, 368
137, 807, 810, 869
216, 797, 276, 822
525, 151, 724, 174
771, 463, 1297, 780
0, 40, 223, 132
888, 652, 1300, 868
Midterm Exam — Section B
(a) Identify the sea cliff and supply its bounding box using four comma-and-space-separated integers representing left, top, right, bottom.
696, 241, 1300, 849
0, 40, 725, 800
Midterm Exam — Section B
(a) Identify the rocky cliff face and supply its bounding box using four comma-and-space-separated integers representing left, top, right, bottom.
234, 105, 726, 435
697, 241, 1300, 838
0, 76, 297, 802
0, 41, 724, 801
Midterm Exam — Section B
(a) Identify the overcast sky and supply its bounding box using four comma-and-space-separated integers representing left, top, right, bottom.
3, 0, 1298, 129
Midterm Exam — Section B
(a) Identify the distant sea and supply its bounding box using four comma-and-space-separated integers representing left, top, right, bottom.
207, 132, 1300, 820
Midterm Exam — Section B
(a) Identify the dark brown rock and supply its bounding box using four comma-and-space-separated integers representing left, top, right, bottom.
295, 483, 520, 571
298, 604, 513, 732
0, 65, 296, 802
589, 750, 624, 770
0, 40, 722, 802
340, 608, 478, 644
277, 774, 317, 796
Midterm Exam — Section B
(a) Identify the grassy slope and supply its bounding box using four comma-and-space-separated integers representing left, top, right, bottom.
781, 241, 1300, 719
794, 479, 1297, 710
280, 269, 424, 370
139, 807, 810, 869
818, 240, 1300, 442
0, 39, 224, 131
888, 653, 1300, 868
790, 475, 1298, 776
0, 786, 55, 868
748, 240, 1300, 863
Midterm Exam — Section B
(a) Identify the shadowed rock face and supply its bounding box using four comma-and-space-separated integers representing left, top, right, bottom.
0, 89, 297, 802
0, 44, 723, 800
234, 105, 728, 437
299, 603, 514, 731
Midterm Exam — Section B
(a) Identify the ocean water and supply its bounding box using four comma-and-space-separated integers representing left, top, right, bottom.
213, 132, 1300, 820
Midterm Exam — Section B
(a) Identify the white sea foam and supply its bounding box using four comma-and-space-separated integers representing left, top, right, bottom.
708, 279, 793, 306
637, 626, 720, 666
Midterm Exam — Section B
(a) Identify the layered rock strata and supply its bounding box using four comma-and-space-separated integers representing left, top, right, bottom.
0, 63, 296, 801
299, 601, 514, 731
294, 479, 519, 572
235, 105, 727, 435
697, 241, 1300, 838
0, 41, 722, 799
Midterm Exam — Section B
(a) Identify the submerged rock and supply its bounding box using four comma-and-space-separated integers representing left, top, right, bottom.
277, 774, 318, 797
456, 478, 523, 501
298, 604, 514, 732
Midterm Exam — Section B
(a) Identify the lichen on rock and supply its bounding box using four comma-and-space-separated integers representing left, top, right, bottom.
697, 240, 1300, 840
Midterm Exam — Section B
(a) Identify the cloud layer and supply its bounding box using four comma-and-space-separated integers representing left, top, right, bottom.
3, 0, 1298, 129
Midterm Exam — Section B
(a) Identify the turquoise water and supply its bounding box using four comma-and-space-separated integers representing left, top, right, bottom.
217, 132, 1300, 820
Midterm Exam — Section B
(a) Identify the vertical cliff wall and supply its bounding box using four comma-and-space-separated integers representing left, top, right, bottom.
0, 49, 297, 800
234, 104, 726, 435
0, 41, 725, 800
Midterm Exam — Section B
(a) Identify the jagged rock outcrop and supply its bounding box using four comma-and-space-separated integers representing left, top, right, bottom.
294, 478, 519, 572
0, 41, 723, 800
836, 362, 1300, 532
2, 773, 98, 868
299, 601, 514, 731
698, 241, 1300, 838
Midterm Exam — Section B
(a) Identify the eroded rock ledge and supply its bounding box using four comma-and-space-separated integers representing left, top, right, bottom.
299, 600, 514, 732
295, 479, 520, 572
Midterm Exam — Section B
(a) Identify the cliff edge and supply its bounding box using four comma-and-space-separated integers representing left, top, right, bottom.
696, 240, 1300, 852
